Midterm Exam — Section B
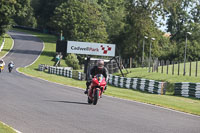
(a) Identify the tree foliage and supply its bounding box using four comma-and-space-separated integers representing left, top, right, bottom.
65, 54, 80, 70
13, 0, 37, 27
50, 0, 108, 43
0, 0, 16, 36
0, 0, 35, 36
2, 0, 200, 63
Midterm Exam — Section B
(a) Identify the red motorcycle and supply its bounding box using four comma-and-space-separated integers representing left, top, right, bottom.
88, 74, 107, 105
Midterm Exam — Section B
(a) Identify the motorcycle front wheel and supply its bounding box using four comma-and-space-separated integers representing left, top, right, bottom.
93, 89, 99, 105
87, 97, 92, 104
9, 68, 12, 73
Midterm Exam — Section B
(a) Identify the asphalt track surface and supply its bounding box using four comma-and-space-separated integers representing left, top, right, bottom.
0, 31, 199, 133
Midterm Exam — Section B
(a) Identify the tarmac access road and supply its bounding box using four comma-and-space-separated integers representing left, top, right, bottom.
0, 31, 199, 133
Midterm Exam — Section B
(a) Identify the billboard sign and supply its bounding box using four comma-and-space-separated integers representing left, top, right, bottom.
67, 41, 115, 57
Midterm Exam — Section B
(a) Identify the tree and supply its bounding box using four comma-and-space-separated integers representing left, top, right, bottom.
191, 0, 200, 23
118, 0, 165, 60
165, 0, 193, 41
31, 0, 67, 30
13, 0, 37, 27
97, 0, 126, 43
0, 0, 33, 36
50, 0, 108, 43
0, 0, 16, 36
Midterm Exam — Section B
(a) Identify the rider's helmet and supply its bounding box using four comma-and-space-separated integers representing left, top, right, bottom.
97, 60, 104, 69
0, 59, 4, 64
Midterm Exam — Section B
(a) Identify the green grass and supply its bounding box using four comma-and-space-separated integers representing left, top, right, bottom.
0, 34, 13, 58
12, 28, 200, 116
0, 122, 16, 133
114, 65, 200, 94
118, 66, 200, 83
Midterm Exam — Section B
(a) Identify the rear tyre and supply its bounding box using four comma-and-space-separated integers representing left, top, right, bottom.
87, 97, 92, 104
9, 68, 12, 73
93, 89, 99, 105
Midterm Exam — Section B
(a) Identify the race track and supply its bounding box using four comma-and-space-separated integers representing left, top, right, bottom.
0, 31, 199, 133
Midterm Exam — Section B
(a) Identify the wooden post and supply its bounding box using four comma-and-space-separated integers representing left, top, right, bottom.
189, 61, 191, 76
130, 57, 132, 68
172, 61, 174, 75
196, 61, 198, 77
167, 65, 168, 74
178, 61, 180, 75
161, 60, 163, 73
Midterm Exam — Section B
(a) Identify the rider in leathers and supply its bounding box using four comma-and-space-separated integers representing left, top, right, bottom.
84, 60, 109, 94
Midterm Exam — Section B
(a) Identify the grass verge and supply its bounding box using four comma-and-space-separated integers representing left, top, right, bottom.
0, 122, 16, 133
118, 65, 200, 83
13, 28, 200, 116
0, 34, 13, 58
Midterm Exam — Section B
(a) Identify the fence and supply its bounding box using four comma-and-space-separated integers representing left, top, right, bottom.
120, 57, 200, 77
152, 60, 200, 77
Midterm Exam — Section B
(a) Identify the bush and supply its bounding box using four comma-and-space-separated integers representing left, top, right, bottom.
65, 54, 80, 70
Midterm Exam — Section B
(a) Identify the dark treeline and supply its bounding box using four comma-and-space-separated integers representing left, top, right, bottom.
1, 0, 200, 63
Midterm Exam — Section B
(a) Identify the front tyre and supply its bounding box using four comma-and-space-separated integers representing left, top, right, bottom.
87, 97, 92, 104
9, 67, 12, 73
93, 89, 99, 105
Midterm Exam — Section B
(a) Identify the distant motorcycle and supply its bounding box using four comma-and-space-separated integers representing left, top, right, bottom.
0, 63, 4, 73
87, 74, 107, 105
8, 62, 14, 73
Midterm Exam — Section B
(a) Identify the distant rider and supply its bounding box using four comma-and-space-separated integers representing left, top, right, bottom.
8, 61, 14, 72
0, 59, 5, 72
84, 60, 109, 94
0, 59, 5, 66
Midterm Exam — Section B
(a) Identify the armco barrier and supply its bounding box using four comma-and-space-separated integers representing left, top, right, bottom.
174, 82, 200, 99
38, 65, 166, 94
108, 74, 166, 95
